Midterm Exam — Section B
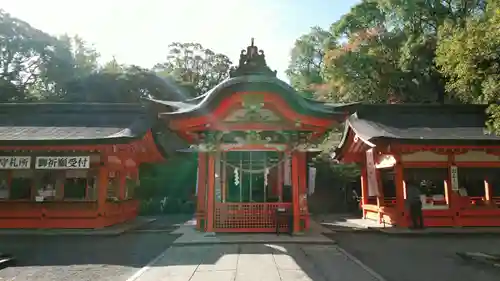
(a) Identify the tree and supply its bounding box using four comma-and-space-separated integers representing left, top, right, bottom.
153, 42, 232, 97
61, 64, 177, 103
35, 35, 101, 101
289, 0, 487, 104
286, 27, 335, 98
0, 9, 67, 102
436, 0, 500, 133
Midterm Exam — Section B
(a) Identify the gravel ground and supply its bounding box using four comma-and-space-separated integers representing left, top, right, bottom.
331, 232, 500, 281
0, 232, 179, 281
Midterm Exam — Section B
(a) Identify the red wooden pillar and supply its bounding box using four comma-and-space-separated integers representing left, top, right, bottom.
277, 153, 283, 201
196, 152, 207, 230
206, 153, 215, 232
298, 152, 309, 230
394, 154, 406, 226
360, 166, 368, 218
291, 151, 300, 233
97, 166, 108, 216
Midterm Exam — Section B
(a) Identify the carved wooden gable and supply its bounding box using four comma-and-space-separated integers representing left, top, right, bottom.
223, 108, 282, 123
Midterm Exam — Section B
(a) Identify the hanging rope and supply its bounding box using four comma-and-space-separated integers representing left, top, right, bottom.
222, 158, 286, 174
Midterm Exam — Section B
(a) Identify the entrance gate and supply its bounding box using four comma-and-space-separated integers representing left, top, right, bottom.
213, 151, 292, 232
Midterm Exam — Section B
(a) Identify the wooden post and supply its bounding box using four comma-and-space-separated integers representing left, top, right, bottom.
360, 166, 368, 218
196, 152, 207, 230
394, 154, 406, 226
299, 152, 308, 230
97, 166, 108, 215
374, 163, 385, 223
291, 151, 300, 233
206, 153, 215, 232
277, 153, 283, 202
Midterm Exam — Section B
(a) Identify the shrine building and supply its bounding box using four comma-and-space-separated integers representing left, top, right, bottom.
0, 103, 178, 228
147, 39, 346, 233
334, 104, 500, 227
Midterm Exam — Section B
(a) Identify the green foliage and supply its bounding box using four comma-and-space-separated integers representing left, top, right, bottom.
136, 153, 197, 214
287, 0, 490, 105
153, 42, 232, 97
0, 10, 66, 101
286, 27, 335, 97
0, 11, 232, 103
435, 0, 500, 133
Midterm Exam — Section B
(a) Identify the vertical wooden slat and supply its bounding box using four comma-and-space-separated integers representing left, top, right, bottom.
206, 153, 215, 232
394, 153, 406, 226
292, 152, 300, 233
97, 166, 108, 215
196, 152, 207, 230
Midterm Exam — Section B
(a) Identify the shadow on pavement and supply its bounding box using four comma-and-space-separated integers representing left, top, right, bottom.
134, 243, 381, 281
331, 232, 500, 281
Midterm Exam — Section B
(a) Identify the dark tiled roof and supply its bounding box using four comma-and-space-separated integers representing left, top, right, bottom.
0, 103, 152, 145
341, 104, 500, 146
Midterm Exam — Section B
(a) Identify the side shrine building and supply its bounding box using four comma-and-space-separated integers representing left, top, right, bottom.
0, 103, 177, 228
334, 104, 500, 228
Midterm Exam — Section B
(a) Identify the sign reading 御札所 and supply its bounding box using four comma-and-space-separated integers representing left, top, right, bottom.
0, 156, 31, 169
35, 156, 90, 169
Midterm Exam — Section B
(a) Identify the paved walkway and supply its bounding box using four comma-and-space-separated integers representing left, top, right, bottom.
316, 214, 500, 235
130, 244, 382, 281
171, 219, 335, 245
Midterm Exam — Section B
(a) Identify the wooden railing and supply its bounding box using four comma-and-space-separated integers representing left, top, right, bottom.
214, 202, 292, 232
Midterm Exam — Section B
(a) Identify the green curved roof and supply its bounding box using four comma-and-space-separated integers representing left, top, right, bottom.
148, 75, 349, 119
147, 39, 354, 121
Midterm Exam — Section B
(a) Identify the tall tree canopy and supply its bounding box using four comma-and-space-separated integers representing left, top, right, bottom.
287, 0, 491, 104
286, 27, 335, 98
0, 10, 68, 102
0, 10, 233, 103
153, 42, 232, 97
436, 0, 500, 133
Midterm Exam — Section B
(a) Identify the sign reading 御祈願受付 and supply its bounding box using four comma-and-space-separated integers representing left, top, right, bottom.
450, 165, 459, 191
35, 156, 90, 169
0, 156, 31, 169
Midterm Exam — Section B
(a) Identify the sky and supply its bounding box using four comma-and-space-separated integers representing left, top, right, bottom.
1, 0, 359, 81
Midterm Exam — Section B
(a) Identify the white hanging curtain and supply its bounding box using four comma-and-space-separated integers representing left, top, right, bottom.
284, 153, 291, 186
366, 149, 379, 196
195, 167, 199, 195
308, 166, 317, 195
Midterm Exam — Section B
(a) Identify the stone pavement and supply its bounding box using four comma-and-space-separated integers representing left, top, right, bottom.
316, 214, 500, 236
129, 244, 383, 281
171, 219, 336, 245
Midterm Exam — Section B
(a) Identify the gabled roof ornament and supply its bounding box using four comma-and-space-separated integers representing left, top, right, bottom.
229, 38, 277, 78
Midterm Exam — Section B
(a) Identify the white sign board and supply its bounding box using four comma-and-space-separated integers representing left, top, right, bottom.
35, 156, 90, 169
366, 149, 379, 196
450, 165, 459, 191
0, 156, 31, 169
